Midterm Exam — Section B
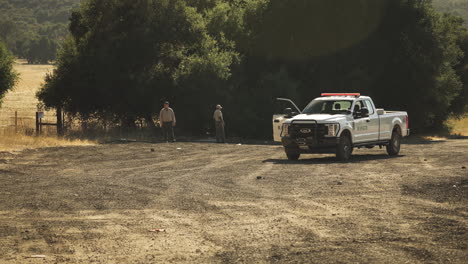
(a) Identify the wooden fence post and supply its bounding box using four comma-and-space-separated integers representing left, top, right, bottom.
57, 108, 63, 136
35, 112, 39, 136
15, 111, 17, 133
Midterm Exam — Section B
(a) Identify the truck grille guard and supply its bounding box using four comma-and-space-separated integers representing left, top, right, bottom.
290, 119, 319, 140
282, 119, 341, 141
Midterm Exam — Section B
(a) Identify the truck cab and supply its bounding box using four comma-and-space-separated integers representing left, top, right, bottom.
273, 93, 410, 161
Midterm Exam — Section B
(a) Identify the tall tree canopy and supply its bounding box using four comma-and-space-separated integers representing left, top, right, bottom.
0, 40, 18, 106
39, 0, 468, 138
38, 0, 238, 129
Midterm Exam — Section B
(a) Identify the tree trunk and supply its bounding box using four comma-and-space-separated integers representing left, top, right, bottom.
145, 114, 156, 129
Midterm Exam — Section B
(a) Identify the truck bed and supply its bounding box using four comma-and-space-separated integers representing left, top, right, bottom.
378, 110, 409, 140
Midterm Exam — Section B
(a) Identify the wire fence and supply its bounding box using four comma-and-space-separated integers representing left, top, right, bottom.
0, 110, 58, 136
0, 110, 215, 142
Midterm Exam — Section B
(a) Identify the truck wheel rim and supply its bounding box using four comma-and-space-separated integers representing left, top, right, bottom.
393, 136, 399, 148
344, 144, 350, 154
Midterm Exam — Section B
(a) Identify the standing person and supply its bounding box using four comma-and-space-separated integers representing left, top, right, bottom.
159, 101, 176, 142
213, 104, 226, 143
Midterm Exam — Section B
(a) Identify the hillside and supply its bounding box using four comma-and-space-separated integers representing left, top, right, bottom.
0, 0, 466, 63
433, 0, 468, 27
0, 0, 81, 62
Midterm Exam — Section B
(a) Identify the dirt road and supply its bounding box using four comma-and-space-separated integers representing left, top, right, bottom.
0, 139, 467, 263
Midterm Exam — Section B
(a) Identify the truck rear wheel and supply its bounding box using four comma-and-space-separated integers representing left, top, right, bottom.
336, 134, 352, 161
286, 151, 300, 161
386, 130, 401, 155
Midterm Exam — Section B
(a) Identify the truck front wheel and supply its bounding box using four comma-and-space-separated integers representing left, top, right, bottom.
386, 130, 401, 155
336, 134, 352, 161
286, 151, 300, 161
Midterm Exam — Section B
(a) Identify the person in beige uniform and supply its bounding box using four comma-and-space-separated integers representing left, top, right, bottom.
213, 104, 225, 143
159, 101, 176, 142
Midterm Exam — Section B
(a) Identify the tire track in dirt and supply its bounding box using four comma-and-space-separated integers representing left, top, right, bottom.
0, 140, 467, 263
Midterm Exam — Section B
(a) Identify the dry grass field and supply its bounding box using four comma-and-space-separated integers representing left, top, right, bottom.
0, 60, 91, 151
0, 133, 92, 152
448, 116, 468, 136
0, 60, 55, 130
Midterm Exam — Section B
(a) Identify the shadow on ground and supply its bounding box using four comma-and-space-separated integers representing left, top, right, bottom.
401, 178, 468, 203
263, 154, 404, 164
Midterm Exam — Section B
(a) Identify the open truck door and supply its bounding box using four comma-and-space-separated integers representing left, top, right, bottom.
273, 98, 302, 142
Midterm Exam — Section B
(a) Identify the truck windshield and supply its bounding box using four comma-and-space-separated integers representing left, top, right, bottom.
302, 100, 352, 115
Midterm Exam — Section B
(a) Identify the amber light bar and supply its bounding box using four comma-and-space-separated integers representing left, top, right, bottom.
321, 93, 361, 97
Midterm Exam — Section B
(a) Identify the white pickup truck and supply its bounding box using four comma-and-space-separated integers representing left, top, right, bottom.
273, 93, 410, 161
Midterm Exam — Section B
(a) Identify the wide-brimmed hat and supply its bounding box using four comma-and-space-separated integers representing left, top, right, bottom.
164, 101, 169, 105
216, 104, 222, 109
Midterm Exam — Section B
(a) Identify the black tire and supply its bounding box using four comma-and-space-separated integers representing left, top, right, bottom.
286, 152, 300, 161
336, 134, 352, 161
386, 130, 401, 155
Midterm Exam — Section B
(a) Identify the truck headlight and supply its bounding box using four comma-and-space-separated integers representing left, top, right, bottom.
325, 124, 339, 137
282, 123, 290, 137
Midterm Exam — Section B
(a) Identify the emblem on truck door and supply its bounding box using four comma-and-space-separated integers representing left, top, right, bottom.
300, 128, 312, 133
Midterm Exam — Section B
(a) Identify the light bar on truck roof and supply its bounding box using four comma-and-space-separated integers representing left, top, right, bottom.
321, 93, 361, 97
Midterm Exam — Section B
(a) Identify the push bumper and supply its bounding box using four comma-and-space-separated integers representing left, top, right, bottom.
282, 136, 339, 153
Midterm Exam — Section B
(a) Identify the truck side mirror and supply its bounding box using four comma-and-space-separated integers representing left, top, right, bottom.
361, 107, 369, 117
284, 108, 293, 118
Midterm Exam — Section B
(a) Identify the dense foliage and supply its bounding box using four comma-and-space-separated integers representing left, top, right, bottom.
39, 0, 237, 129
0, 0, 80, 63
434, 0, 468, 27
0, 40, 17, 106
38, 0, 468, 138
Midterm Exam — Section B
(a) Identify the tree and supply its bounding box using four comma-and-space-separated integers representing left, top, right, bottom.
449, 21, 468, 115
25, 36, 57, 64
0, 40, 18, 106
38, 0, 468, 138
38, 0, 237, 130
226, 0, 468, 135
368, 1, 465, 130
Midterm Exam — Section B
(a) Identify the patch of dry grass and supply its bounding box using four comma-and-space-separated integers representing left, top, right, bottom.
0, 132, 94, 152
420, 135, 448, 141
0, 61, 95, 151
447, 116, 468, 136
0, 59, 55, 129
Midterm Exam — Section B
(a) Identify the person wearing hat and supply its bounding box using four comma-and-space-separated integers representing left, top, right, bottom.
159, 101, 176, 142
213, 104, 225, 143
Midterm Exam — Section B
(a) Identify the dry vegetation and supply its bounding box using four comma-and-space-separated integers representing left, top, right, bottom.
448, 115, 468, 136
0, 60, 92, 151
0, 60, 55, 128
0, 132, 92, 152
